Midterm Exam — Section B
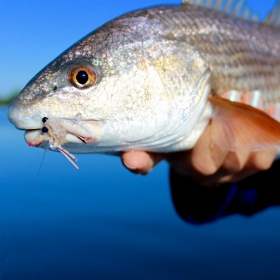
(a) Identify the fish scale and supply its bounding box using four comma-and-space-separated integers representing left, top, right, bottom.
123, 4, 280, 104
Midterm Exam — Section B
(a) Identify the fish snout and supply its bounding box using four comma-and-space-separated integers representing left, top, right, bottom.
8, 98, 42, 130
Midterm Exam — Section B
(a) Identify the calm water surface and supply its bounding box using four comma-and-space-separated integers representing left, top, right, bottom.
1, 106, 280, 280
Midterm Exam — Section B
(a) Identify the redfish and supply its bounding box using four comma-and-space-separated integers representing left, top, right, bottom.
8, 0, 280, 168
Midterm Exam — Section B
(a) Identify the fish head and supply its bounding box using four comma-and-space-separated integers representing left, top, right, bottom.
8, 11, 210, 153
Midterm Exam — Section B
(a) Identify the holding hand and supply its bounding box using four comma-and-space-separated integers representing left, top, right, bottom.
121, 123, 277, 186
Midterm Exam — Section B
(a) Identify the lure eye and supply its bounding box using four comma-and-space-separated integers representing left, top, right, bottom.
67, 65, 98, 89
42, 117, 48, 123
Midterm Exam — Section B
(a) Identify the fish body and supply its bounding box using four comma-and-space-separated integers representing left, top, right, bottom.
8, 0, 280, 157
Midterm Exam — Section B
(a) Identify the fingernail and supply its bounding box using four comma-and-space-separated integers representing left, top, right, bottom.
122, 160, 138, 170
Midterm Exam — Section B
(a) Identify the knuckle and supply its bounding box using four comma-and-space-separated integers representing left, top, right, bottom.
223, 159, 242, 173
251, 158, 273, 171
191, 160, 218, 176
223, 152, 246, 173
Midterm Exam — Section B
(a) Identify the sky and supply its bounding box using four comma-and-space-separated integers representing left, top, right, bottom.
0, 0, 277, 98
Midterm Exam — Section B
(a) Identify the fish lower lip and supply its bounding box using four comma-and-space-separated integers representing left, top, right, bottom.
24, 129, 42, 146
24, 129, 90, 146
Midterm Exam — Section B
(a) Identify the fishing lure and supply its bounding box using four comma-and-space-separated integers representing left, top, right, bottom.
29, 117, 79, 169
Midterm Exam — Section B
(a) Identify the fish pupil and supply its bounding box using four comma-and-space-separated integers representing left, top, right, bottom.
76, 71, 88, 85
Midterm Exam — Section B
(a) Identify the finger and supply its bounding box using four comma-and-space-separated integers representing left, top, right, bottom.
247, 149, 277, 171
200, 150, 250, 185
217, 149, 277, 184
168, 124, 228, 177
121, 151, 165, 174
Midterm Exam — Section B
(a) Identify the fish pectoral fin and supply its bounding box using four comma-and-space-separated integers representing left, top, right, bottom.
209, 95, 280, 151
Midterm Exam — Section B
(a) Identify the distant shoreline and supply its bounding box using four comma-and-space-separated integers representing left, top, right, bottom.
0, 92, 18, 105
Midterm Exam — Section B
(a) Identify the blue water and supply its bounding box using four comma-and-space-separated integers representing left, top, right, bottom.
1, 106, 280, 280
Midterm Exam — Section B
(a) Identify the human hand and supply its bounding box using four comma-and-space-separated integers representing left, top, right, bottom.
121, 124, 277, 186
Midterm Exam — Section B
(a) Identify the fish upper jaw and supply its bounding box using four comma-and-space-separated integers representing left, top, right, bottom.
8, 95, 103, 148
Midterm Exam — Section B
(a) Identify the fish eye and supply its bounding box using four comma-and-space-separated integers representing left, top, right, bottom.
67, 65, 98, 89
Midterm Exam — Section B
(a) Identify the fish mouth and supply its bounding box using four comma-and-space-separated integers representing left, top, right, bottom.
23, 119, 103, 170
24, 129, 96, 147
24, 127, 93, 170
24, 118, 102, 147
8, 98, 103, 144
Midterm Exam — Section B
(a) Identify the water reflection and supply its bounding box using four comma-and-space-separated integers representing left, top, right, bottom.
170, 160, 280, 224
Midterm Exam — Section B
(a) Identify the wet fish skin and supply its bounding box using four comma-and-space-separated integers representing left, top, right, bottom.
148, 4, 280, 103
8, 2, 280, 154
